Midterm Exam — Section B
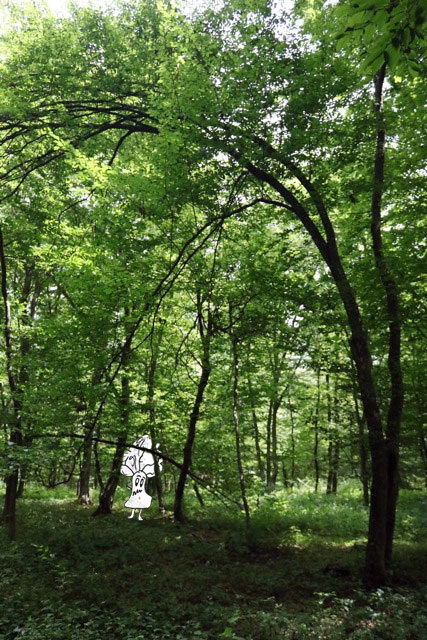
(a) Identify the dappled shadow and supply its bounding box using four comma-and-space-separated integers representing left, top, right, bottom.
1, 496, 426, 639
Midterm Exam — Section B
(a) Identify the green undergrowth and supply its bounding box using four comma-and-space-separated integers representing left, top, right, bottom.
0, 483, 426, 639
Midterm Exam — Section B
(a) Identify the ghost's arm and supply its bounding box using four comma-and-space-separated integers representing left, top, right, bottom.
121, 453, 137, 476
154, 444, 163, 473
141, 456, 163, 478
120, 464, 133, 477
140, 443, 163, 472
141, 463, 155, 478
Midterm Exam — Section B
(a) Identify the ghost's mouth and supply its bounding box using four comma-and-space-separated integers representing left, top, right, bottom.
131, 488, 146, 496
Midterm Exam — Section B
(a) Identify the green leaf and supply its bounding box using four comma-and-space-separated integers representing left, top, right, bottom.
408, 59, 421, 77
348, 10, 369, 27
374, 10, 388, 28
384, 44, 399, 69
360, 46, 383, 72
335, 27, 354, 40
363, 23, 376, 43
335, 5, 351, 18
336, 34, 354, 50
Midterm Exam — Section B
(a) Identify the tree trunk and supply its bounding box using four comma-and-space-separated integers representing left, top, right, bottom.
149, 428, 165, 512
48, 462, 57, 489
240, 125, 393, 585
165, 472, 174, 494
93, 427, 105, 495
16, 463, 28, 499
281, 461, 289, 489
353, 380, 370, 506
413, 362, 427, 488
94, 309, 132, 515
249, 157, 388, 581
369, 65, 404, 571
360, 420, 369, 506
265, 400, 273, 488
174, 296, 212, 523
270, 400, 280, 486
78, 337, 112, 506
331, 442, 339, 494
93, 433, 127, 515
230, 72, 403, 583
0, 231, 30, 539
313, 368, 321, 492
288, 393, 296, 485
326, 373, 334, 494
147, 323, 166, 513
325, 377, 340, 495
12, 268, 37, 504
246, 352, 265, 480
229, 311, 250, 529
267, 343, 285, 488
77, 431, 93, 505
2, 470, 19, 539
420, 431, 427, 489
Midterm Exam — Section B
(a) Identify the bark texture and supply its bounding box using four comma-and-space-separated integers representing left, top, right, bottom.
369, 64, 404, 571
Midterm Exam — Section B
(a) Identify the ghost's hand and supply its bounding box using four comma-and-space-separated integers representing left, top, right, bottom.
155, 444, 163, 473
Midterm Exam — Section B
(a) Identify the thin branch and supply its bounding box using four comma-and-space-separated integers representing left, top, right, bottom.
108, 130, 134, 166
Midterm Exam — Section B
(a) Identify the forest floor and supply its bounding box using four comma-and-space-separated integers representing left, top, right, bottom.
0, 483, 426, 639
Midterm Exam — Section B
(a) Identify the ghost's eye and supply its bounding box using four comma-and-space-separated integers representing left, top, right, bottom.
135, 477, 139, 486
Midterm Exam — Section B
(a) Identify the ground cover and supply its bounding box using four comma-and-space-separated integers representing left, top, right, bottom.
0, 484, 426, 639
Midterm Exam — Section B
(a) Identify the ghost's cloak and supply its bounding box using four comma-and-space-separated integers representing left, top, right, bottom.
124, 472, 152, 509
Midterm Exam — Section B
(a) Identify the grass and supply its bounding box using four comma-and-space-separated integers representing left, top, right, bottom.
0, 482, 426, 639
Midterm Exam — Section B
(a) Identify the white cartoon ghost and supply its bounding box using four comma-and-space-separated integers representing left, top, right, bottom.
120, 435, 163, 520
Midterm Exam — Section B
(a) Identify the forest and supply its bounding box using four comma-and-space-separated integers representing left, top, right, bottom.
0, 0, 426, 638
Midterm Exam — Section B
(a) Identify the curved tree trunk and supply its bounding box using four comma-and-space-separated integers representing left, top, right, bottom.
235, 139, 389, 585
94, 309, 132, 515
93, 433, 127, 516
225, 116, 404, 584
